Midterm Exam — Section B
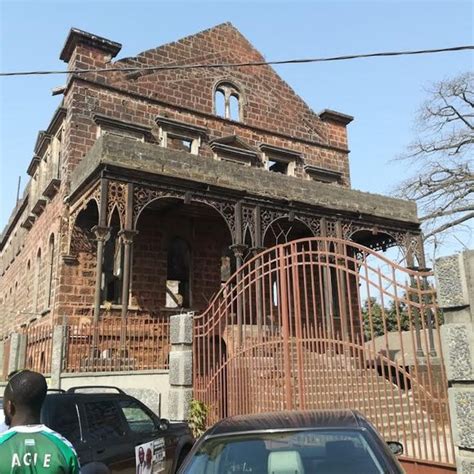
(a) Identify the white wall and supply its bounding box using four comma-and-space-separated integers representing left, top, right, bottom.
1, 371, 170, 418
59, 370, 170, 417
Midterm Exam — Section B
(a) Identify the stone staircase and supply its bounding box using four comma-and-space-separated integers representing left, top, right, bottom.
228, 340, 446, 449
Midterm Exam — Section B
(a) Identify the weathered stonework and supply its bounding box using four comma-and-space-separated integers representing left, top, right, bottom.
452, 389, 474, 449
459, 456, 474, 474
168, 312, 193, 421
437, 250, 474, 471
168, 387, 193, 422
170, 312, 193, 346
169, 349, 193, 386
441, 324, 473, 381
435, 254, 469, 308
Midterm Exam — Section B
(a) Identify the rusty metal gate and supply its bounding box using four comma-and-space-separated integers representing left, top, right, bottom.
193, 237, 455, 466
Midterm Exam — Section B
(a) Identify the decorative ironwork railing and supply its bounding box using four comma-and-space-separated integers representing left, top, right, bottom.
63, 316, 170, 373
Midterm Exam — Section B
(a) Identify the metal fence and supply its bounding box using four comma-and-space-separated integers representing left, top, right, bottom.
24, 324, 53, 375
194, 237, 455, 465
64, 316, 170, 372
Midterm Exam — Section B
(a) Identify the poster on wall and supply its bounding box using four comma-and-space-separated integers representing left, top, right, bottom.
135, 438, 165, 474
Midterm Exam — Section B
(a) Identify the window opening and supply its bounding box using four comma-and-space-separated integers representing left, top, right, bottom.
99, 124, 144, 141
166, 237, 191, 308
102, 213, 122, 304
268, 159, 289, 174
167, 135, 193, 153
215, 83, 241, 121
215, 89, 226, 118
34, 248, 41, 314
47, 234, 55, 308
13, 282, 18, 316
220, 247, 236, 285
229, 95, 240, 121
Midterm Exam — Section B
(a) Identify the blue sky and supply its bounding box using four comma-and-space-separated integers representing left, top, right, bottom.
0, 0, 472, 254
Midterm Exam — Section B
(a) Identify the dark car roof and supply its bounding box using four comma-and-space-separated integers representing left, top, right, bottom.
45, 392, 126, 400
206, 410, 370, 437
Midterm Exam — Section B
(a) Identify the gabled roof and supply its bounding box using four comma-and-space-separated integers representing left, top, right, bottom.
104, 23, 332, 141
117, 22, 265, 80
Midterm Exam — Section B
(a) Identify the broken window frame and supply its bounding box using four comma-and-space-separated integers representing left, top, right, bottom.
94, 114, 151, 142
259, 144, 301, 176
155, 116, 207, 156
304, 165, 343, 184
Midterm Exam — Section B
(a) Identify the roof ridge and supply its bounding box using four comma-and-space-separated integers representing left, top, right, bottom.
117, 22, 247, 65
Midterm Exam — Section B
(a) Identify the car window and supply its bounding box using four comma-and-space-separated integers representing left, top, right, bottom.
46, 398, 82, 445
118, 399, 156, 434
182, 429, 386, 474
84, 400, 126, 441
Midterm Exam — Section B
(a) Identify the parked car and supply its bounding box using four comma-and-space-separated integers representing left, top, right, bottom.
40, 386, 193, 473
178, 409, 404, 473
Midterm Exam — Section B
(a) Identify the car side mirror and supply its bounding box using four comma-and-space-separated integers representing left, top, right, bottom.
158, 418, 170, 431
387, 441, 404, 456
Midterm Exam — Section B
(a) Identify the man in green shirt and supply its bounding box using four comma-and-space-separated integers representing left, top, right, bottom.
0, 370, 80, 473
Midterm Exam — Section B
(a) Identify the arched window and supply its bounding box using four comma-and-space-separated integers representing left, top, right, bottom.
9, 287, 13, 317
13, 282, 18, 314
26, 259, 31, 295
34, 248, 42, 314
215, 90, 226, 117
214, 82, 242, 121
47, 234, 55, 308
229, 95, 240, 121
166, 237, 191, 308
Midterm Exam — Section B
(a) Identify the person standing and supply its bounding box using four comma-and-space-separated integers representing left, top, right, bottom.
0, 370, 80, 473
0, 371, 19, 434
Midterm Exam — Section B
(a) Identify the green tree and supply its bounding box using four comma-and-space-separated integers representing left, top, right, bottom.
362, 297, 410, 340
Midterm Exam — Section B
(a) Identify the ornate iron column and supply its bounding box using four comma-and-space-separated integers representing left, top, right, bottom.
414, 233, 437, 357
406, 248, 424, 357
91, 225, 111, 324
118, 229, 138, 322
251, 206, 265, 333
118, 229, 138, 355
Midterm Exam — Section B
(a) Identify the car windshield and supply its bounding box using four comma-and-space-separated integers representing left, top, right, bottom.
182, 429, 386, 474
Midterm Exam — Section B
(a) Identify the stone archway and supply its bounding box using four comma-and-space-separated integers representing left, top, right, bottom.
133, 197, 234, 317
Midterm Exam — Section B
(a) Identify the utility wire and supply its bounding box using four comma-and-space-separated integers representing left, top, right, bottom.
0, 45, 472, 77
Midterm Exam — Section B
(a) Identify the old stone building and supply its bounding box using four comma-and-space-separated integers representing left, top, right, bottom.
0, 23, 421, 337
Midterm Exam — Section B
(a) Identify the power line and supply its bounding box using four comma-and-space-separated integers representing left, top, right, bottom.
0, 45, 472, 77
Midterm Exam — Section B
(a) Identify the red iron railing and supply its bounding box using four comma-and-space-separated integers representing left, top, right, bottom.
194, 237, 455, 465
64, 316, 170, 372
24, 324, 53, 375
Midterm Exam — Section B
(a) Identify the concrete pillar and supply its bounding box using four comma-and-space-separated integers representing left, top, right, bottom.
50, 325, 65, 389
7, 333, 26, 374
168, 312, 193, 421
435, 250, 474, 473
